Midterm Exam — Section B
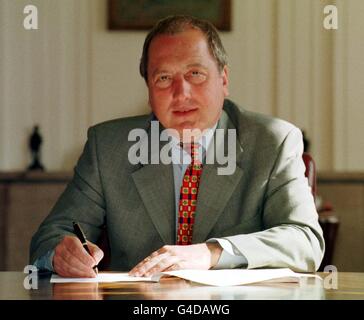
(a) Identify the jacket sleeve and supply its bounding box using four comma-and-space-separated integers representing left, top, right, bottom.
223, 127, 325, 272
29, 127, 106, 265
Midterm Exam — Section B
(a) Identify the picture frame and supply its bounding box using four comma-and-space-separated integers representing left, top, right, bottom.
108, 0, 231, 31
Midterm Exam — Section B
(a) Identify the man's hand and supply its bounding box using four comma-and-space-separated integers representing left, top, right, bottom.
129, 243, 222, 277
53, 235, 104, 278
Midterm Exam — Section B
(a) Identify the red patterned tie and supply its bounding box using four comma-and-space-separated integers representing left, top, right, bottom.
177, 143, 203, 245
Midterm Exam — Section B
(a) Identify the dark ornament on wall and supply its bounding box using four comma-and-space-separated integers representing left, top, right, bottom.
108, 0, 232, 31
28, 125, 45, 171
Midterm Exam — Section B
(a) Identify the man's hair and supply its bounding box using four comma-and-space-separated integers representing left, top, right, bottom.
139, 15, 228, 82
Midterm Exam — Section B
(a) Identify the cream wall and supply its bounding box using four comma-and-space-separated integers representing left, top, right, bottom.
0, 0, 363, 171
0, 0, 91, 170
90, 0, 148, 123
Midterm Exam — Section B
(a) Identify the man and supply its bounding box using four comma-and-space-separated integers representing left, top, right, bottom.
30, 15, 324, 278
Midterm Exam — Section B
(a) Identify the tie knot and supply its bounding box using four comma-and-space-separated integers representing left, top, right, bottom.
179, 142, 200, 162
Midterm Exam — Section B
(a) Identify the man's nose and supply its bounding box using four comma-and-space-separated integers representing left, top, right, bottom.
172, 76, 191, 100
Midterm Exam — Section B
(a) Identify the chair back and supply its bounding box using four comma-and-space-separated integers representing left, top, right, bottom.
302, 152, 339, 270
302, 152, 317, 199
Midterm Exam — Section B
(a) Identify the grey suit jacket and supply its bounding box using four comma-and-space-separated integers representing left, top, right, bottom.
30, 99, 325, 272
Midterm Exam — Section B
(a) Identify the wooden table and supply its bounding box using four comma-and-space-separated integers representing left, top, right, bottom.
0, 272, 364, 300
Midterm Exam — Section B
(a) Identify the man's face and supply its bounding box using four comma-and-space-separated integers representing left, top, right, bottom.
147, 28, 229, 139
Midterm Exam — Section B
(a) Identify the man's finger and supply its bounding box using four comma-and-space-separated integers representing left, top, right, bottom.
130, 253, 168, 276
57, 244, 94, 271
65, 241, 96, 267
88, 242, 104, 264
130, 254, 155, 273
56, 254, 96, 278
53, 251, 96, 278
144, 256, 181, 277
61, 236, 96, 267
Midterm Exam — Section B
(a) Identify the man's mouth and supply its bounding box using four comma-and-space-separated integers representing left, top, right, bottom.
172, 108, 198, 116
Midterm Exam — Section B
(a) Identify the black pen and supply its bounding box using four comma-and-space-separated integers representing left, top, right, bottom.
72, 222, 98, 274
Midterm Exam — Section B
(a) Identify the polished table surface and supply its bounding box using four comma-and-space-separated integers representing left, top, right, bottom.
0, 272, 364, 300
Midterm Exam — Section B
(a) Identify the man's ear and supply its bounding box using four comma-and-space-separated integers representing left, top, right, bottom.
221, 65, 229, 97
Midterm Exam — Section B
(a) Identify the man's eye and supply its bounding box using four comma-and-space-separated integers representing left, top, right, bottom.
188, 71, 206, 83
159, 75, 170, 81
155, 75, 172, 88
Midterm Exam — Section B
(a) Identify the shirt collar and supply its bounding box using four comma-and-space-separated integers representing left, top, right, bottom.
170, 123, 218, 165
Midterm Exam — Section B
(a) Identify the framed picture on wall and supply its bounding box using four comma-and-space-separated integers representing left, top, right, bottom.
108, 0, 231, 31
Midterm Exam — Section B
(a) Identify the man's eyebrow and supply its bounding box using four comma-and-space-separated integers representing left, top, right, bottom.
151, 63, 208, 78
186, 63, 208, 70
151, 69, 170, 78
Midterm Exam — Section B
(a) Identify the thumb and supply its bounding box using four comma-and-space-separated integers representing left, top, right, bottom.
88, 242, 104, 264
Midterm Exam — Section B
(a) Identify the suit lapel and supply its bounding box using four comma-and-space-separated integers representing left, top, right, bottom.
132, 163, 175, 245
193, 110, 245, 243
131, 121, 175, 245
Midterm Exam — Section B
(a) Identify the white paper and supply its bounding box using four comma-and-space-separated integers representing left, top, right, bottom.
151, 268, 321, 287
50, 272, 155, 283
50, 268, 321, 287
